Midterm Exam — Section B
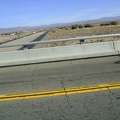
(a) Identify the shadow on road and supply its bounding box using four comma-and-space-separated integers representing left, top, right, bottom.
19, 32, 47, 50
115, 60, 120, 64
116, 97, 120, 99
0, 80, 31, 86
114, 54, 120, 64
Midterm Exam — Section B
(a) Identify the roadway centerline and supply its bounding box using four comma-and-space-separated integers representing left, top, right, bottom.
0, 83, 120, 102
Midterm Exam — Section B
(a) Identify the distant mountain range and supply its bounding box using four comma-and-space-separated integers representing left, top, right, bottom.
0, 16, 120, 34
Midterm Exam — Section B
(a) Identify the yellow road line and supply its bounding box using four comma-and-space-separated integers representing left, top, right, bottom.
0, 83, 120, 101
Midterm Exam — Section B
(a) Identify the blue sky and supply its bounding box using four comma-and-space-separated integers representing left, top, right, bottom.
0, 0, 120, 28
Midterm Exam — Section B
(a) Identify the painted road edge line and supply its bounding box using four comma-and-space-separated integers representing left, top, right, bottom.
0, 83, 120, 101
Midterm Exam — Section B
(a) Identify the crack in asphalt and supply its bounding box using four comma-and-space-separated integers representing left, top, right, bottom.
107, 87, 115, 110
81, 102, 91, 115
31, 64, 40, 77
60, 72, 70, 103
29, 64, 40, 90
107, 86, 120, 96
60, 69, 73, 119
70, 61, 74, 66
31, 83, 34, 90
42, 105, 51, 119
81, 93, 99, 116
88, 93, 99, 104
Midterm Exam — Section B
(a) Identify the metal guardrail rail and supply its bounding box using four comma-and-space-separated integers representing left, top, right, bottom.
0, 33, 120, 49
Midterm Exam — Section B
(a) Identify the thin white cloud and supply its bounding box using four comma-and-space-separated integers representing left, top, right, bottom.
95, 8, 120, 18
8, 7, 99, 26
37, 8, 98, 24
12, 7, 120, 26
66, 9, 98, 20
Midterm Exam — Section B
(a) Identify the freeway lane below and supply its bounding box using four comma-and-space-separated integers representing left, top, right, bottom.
0, 56, 120, 119
0, 32, 45, 52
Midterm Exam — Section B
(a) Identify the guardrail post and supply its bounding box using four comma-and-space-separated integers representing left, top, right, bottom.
80, 39, 85, 44
23, 45, 28, 50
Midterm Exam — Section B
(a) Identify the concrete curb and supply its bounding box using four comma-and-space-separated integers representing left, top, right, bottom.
0, 41, 119, 67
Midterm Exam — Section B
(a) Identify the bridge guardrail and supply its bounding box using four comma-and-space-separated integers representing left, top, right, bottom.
0, 33, 120, 49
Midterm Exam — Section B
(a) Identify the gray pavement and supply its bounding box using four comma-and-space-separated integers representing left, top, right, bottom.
0, 89, 119, 120
0, 56, 120, 119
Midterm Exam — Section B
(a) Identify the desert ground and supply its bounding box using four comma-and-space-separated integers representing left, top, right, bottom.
46, 24, 120, 47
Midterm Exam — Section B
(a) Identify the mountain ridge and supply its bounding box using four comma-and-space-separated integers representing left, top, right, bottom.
0, 16, 120, 34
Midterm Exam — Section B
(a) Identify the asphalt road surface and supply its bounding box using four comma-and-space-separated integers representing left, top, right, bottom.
0, 56, 120, 120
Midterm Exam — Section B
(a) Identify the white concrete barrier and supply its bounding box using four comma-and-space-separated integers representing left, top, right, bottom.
114, 41, 120, 54
0, 41, 118, 67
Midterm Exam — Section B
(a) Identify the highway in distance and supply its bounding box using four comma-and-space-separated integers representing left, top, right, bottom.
0, 56, 120, 120
0, 32, 45, 52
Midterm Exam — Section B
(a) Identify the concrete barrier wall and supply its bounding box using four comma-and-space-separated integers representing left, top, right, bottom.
0, 41, 119, 67
114, 41, 120, 53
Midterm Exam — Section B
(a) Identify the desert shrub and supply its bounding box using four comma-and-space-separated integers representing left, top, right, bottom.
51, 30, 56, 33
71, 24, 79, 29
100, 24, 105, 26
105, 23, 111, 26
100, 23, 111, 26
79, 24, 83, 28
109, 21, 118, 25
100, 21, 117, 26
84, 24, 93, 28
